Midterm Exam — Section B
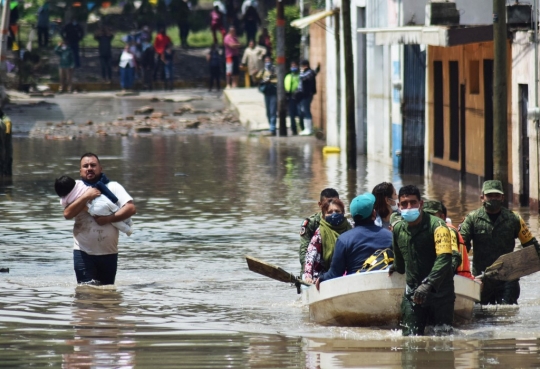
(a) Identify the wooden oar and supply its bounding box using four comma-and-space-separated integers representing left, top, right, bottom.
483, 245, 540, 281
245, 255, 312, 293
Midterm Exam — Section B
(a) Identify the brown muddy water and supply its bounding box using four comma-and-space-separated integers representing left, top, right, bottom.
1, 134, 540, 368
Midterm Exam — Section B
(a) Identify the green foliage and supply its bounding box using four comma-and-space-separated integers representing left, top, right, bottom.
266, 5, 301, 66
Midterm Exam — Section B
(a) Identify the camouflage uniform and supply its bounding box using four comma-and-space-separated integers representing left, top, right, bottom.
459, 206, 540, 305
299, 212, 321, 274
393, 211, 454, 336
423, 200, 462, 272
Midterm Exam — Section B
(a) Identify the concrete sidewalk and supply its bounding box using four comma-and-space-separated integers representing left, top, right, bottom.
223, 88, 269, 132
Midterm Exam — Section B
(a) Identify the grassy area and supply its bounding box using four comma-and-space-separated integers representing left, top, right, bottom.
16, 24, 247, 50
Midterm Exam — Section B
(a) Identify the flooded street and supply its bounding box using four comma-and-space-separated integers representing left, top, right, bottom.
2, 94, 540, 367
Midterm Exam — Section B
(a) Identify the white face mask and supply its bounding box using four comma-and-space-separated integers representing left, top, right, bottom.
388, 198, 399, 212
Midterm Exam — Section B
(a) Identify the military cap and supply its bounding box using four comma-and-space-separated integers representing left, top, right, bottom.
423, 200, 444, 215
482, 180, 504, 194
350, 192, 376, 219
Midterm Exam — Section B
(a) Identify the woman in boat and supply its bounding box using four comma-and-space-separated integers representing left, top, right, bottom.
372, 182, 398, 230
303, 198, 352, 283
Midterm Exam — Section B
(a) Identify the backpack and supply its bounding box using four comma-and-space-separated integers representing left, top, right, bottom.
358, 248, 394, 273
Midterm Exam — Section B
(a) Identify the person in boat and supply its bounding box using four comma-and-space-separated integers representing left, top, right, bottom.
372, 182, 398, 230
390, 185, 454, 336
303, 198, 352, 283
315, 193, 392, 290
459, 180, 540, 305
299, 188, 340, 274
423, 200, 473, 280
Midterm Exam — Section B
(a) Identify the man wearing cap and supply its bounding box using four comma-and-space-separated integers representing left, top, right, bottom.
299, 188, 339, 274
315, 193, 392, 289
390, 185, 454, 336
459, 180, 540, 305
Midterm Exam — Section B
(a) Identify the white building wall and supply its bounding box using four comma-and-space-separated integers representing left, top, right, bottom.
511, 31, 539, 207
325, 0, 493, 165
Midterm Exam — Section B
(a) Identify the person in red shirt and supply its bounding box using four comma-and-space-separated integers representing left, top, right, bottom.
153, 27, 172, 83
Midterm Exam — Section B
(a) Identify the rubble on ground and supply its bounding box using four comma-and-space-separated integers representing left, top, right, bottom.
28, 105, 243, 139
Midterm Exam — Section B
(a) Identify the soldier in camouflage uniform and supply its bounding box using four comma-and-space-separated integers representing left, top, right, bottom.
459, 180, 540, 305
390, 185, 454, 336
299, 188, 339, 274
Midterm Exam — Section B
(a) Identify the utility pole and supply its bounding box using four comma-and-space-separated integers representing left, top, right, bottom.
493, 0, 508, 199
276, 0, 287, 136
341, 0, 356, 169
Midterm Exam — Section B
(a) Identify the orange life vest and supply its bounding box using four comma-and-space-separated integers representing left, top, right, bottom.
447, 223, 474, 280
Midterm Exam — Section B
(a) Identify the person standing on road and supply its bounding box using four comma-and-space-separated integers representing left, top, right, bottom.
224, 26, 241, 88
36, 0, 50, 48
94, 25, 114, 83
316, 193, 392, 289
297, 59, 317, 135
257, 55, 277, 135
390, 185, 454, 336
141, 41, 156, 91
153, 28, 171, 82
299, 188, 340, 274
119, 45, 136, 91
459, 180, 540, 305
284, 61, 302, 135
241, 40, 265, 86
207, 43, 222, 91
61, 18, 84, 68
62, 153, 136, 285
55, 39, 74, 93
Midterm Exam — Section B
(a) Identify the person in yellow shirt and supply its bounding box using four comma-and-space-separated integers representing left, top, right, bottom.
284, 61, 303, 135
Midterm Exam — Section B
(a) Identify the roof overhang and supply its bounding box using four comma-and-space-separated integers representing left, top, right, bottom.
291, 9, 338, 29
357, 25, 496, 47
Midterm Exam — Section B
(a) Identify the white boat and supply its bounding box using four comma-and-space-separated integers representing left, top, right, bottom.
303, 271, 481, 326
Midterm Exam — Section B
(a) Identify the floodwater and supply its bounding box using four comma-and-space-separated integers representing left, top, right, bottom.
2, 132, 540, 367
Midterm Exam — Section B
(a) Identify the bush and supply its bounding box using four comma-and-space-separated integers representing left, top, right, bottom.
266, 5, 301, 67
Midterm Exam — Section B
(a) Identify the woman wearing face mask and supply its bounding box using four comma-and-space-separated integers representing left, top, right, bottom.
372, 182, 398, 230
303, 198, 352, 283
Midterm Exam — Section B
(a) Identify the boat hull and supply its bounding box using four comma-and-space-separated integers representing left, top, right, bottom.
304, 271, 481, 326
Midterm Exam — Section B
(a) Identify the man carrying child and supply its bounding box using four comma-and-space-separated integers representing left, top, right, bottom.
58, 153, 136, 286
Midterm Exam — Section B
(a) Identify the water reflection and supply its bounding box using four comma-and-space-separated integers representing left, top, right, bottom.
63, 287, 135, 368
1, 135, 540, 367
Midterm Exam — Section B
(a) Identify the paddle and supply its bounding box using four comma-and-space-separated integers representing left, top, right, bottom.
245, 255, 312, 293
483, 245, 540, 281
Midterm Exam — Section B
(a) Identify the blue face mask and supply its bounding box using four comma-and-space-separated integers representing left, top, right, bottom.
325, 213, 345, 227
401, 208, 421, 222
265, 62, 272, 69
290, 67, 298, 73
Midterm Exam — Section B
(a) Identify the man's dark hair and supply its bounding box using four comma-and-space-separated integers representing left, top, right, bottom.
353, 215, 375, 226
398, 185, 421, 201
320, 188, 339, 201
80, 152, 100, 162
55, 175, 76, 197
300, 59, 310, 67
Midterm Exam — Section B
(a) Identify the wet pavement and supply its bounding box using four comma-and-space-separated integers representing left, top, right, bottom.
1, 90, 540, 367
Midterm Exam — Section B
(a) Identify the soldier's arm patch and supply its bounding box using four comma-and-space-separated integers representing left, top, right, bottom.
434, 226, 452, 255
517, 214, 534, 244
450, 229, 459, 253
300, 218, 309, 236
